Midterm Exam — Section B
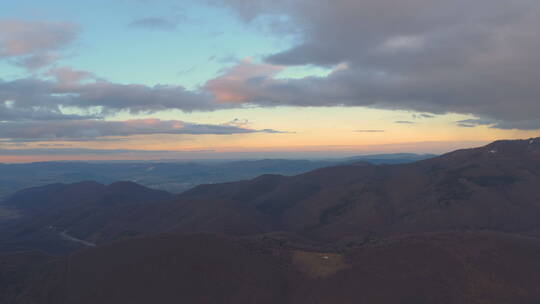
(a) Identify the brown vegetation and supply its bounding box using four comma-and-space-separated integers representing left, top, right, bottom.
2, 138, 540, 303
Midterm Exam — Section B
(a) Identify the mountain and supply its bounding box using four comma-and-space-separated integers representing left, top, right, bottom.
0, 154, 434, 201
2, 138, 540, 303
6, 181, 171, 213
0, 181, 171, 254
174, 138, 540, 241
36, 137, 539, 246
3, 231, 540, 304
2, 138, 539, 250
344, 153, 435, 164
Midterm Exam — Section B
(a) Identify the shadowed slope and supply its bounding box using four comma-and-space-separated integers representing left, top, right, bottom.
3, 231, 540, 304
0, 182, 171, 253
2, 138, 540, 249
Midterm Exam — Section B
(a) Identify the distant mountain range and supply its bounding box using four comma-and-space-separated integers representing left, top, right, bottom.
0, 153, 434, 201
2, 139, 540, 303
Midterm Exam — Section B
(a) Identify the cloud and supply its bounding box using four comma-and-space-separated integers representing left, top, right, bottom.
5, 3, 540, 131
0, 19, 79, 69
456, 119, 494, 128
66, 82, 223, 113
489, 120, 540, 130
355, 130, 386, 133
13, 53, 60, 70
205, 59, 283, 103
225, 118, 251, 128
456, 123, 476, 128
413, 113, 435, 119
456, 118, 540, 130
395, 121, 415, 124
46, 66, 97, 85
203, 0, 540, 130
0, 67, 230, 121
0, 104, 96, 122
0, 119, 285, 141
128, 18, 177, 31
37, 143, 69, 147
0, 148, 215, 156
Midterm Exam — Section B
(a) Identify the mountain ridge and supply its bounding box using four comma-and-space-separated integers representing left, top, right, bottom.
3, 137, 540, 303
2, 137, 539, 249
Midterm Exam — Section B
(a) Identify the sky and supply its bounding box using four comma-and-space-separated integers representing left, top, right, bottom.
1, 0, 539, 162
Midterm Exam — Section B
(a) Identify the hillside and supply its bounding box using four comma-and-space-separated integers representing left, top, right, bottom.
2, 138, 540, 303
2, 138, 539, 251
3, 231, 540, 304
0, 181, 171, 253
0, 154, 434, 200
31, 137, 540, 246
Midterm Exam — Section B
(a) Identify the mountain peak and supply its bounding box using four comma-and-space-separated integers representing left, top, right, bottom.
107, 181, 148, 191
482, 137, 540, 155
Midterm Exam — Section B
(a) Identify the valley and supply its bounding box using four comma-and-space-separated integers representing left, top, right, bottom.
1, 138, 540, 303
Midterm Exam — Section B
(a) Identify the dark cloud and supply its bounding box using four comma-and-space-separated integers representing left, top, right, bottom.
0, 19, 79, 69
490, 120, 540, 130
205, 0, 540, 130
0, 105, 96, 122
0, 119, 285, 141
37, 144, 69, 147
0, 148, 215, 156
457, 119, 494, 127
413, 113, 435, 119
66, 82, 223, 113
5, 3, 540, 131
225, 118, 251, 128
0, 67, 230, 121
128, 18, 177, 31
457, 118, 540, 130
13, 53, 60, 70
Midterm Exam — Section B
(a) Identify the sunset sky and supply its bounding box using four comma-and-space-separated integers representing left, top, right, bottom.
1, 0, 539, 162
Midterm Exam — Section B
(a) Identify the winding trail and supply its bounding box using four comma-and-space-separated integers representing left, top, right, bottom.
60, 231, 96, 247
